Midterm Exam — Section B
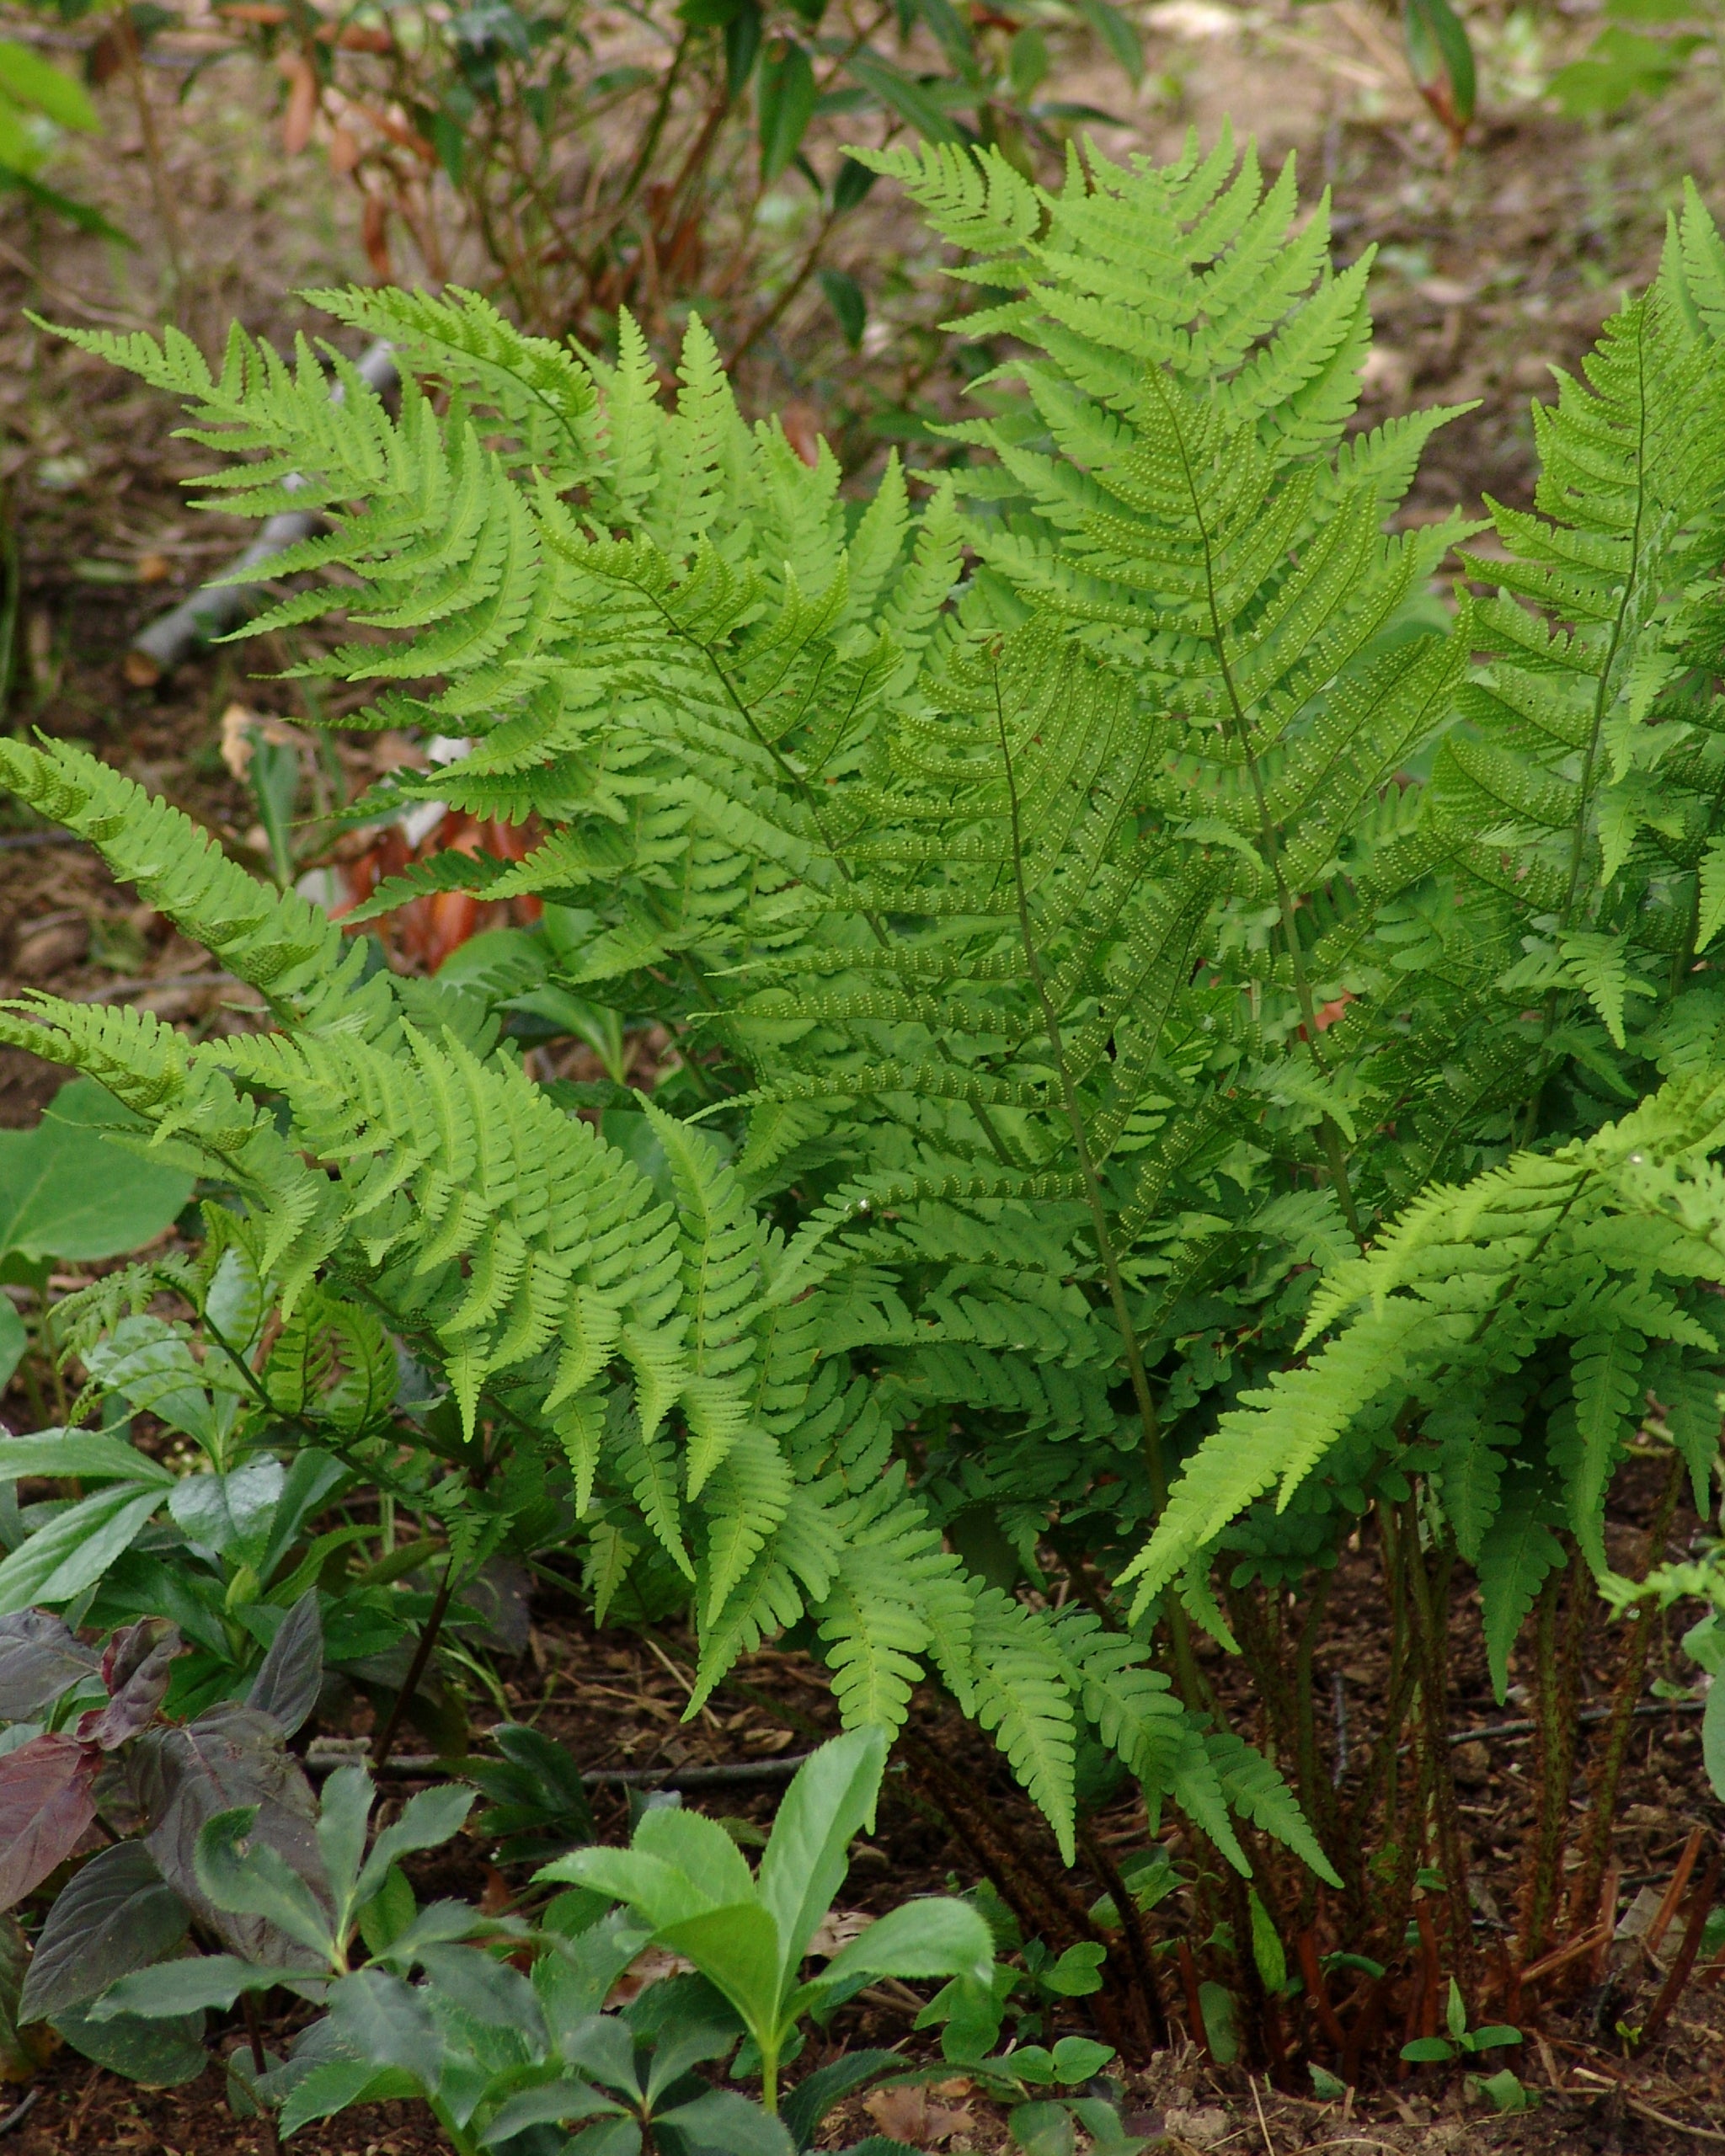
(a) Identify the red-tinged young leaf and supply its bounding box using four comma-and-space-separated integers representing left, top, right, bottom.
129, 1705, 328, 1963
77, 1620, 181, 1750
0, 1733, 99, 1912
758, 37, 816, 182
1403, 0, 1476, 147
0, 1608, 100, 1721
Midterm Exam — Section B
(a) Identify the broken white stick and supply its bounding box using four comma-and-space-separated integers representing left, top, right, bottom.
125, 337, 399, 686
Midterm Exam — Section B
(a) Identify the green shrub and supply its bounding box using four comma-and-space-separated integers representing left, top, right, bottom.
6, 131, 1725, 2069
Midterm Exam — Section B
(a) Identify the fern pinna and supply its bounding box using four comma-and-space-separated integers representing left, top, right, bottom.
7, 131, 1725, 2059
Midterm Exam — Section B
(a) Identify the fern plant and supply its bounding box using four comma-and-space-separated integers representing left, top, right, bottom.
6, 133, 1725, 2076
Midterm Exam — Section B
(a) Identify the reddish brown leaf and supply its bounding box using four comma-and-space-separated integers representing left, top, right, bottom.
0, 1609, 100, 1722
128, 1705, 326, 1962
77, 1620, 180, 1751
0, 1734, 99, 1913
361, 193, 394, 281
280, 51, 320, 156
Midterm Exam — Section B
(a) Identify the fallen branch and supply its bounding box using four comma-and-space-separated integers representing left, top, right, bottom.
126, 339, 398, 685
1626, 2096, 1725, 2146
0, 2090, 40, 2138
1447, 1698, 1704, 1745
306, 1731, 812, 1790
0, 828, 88, 851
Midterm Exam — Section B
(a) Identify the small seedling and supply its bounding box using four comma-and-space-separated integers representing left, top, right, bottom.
1401, 1978, 1523, 2066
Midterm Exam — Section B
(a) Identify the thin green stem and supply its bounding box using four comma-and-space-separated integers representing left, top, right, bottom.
372, 1552, 458, 1769
989, 667, 1202, 1702
1159, 386, 1365, 1247
1562, 309, 1650, 933
640, 579, 1026, 1170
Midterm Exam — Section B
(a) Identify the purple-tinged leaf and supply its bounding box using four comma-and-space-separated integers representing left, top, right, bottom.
246, 1591, 323, 1739
0, 1732, 99, 1912
77, 1620, 181, 1750
0, 1608, 100, 1721
128, 1705, 328, 1964
18, 1841, 190, 2024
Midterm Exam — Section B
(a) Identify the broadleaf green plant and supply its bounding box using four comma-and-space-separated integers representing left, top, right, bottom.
77, 1731, 978, 2153
541, 1726, 996, 2109
0, 1076, 191, 1393
1550, 0, 1719, 117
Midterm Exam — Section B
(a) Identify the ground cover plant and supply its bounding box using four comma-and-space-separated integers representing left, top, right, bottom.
0, 119, 1722, 2148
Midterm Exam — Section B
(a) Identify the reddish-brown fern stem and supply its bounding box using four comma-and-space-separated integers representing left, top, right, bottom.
1297, 1928, 1348, 2053
1177, 1938, 1212, 2058
900, 1732, 1097, 1951
1638, 1842, 1723, 2051
372, 1555, 457, 1769
1079, 1822, 1170, 2052
1521, 1542, 1589, 1966
1291, 1568, 1340, 1865
1400, 1501, 1473, 1975
1569, 1454, 1685, 1929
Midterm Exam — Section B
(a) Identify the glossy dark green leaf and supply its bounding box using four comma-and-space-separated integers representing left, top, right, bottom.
277, 2057, 421, 2136
1069, 0, 1141, 83
660, 2087, 797, 2156
781, 2047, 896, 2149
757, 38, 817, 184
89, 1951, 284, 2020
0, 1913, 35, 2079
832, 156, 875, 213
51, 1992, 206, 2086
1007, 27, 1049, 101
1401, 2035, 1456, 2063
819, 269, 866, 350
1009, 2100, 1074, 2156
0, 1301, 22, 1396
323, 1967, 443, 2084
722, 1, 761, 99
843, 49, 963, 142
168, 1461, 285, 1566
912, 0, 973, 70
195, 1805, 339, 1963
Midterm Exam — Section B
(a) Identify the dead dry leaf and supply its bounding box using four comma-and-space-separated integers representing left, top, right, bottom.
606, 1945, 694, 2009
863, 2087, 975, 2146
280, 51, 320, 155
219, 702, 259, 781
807, 1909, 872, 1960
